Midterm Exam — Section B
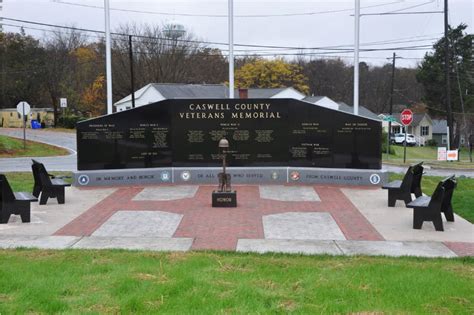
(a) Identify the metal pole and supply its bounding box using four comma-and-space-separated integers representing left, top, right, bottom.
447, 126, 450, 152
444, 0, 453, 149
228, 0, 234, 99
353, 0, 360, 115
22, 102, 26, 149
104, 0, 113, 114
128, 35, 135, 109
387, 52, 396, 155
403, 129, 407, 163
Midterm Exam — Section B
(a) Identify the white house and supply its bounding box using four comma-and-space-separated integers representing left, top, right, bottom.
114, 84, 307, 112
114, 83, 228, 112
303, 96, 340, 110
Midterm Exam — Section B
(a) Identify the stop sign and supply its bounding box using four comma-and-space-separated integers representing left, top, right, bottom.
400, 109, 413, 126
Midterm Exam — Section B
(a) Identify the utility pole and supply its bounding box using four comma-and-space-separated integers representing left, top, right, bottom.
228, 0, 234, 99
104, 0, 113, 114
353, 0, 360, 115
128, 35, 135, 109
1, 0, 5, 109
387, 52, 397, 155
444, 0, 453, 149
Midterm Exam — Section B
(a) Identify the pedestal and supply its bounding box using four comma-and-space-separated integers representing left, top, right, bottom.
212, 191, 237, 207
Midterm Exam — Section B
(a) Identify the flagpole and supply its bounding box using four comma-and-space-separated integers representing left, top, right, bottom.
228, 0, 234, 99
104, 0, 113, 114
353, 0, 360, 115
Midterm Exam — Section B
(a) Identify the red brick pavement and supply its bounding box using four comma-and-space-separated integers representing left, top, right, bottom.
54, 185, 384, 250
444, 242, 474, 257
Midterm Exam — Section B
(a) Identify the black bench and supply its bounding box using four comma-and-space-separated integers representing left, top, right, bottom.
382, 162, 424, 207
411, 162, 424, 198
31, 160, 71, 205
407, 175, 457, 231
0, 174, 38, 224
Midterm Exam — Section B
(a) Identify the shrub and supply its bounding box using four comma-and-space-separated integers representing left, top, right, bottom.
382, 131, 396, 155
57, 115, 86, 129
425, 139, 438, 146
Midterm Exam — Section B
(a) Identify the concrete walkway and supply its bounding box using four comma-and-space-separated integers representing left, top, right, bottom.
0, 185, 472, 258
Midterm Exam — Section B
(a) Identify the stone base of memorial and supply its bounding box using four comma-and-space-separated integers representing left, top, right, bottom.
73, 167, 387, 187
212, 191, 237, 207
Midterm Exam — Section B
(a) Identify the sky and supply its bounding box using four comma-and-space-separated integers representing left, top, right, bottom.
1, 0, 473, 68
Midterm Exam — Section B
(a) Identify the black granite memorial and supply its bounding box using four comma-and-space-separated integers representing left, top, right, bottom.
77, 98, 381, 170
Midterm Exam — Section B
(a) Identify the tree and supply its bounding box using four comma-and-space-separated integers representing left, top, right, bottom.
111, 23, 202, 101
417, 24, 473, 147
187, 48, 227, 84
81, 74, 106, 117
0, 32, 46, 108
235, 58, 309, 94
41, 29, 87, 126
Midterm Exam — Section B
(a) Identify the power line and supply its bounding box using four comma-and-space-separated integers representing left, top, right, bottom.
2, 17, 438, 54
6, 21, 440, 54
52, 0, 404, 18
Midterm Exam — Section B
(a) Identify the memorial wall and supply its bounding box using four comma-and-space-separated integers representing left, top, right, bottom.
77, 98, 381, 170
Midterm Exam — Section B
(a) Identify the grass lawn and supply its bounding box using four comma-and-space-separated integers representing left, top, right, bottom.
0, 135, 69, 158
0, 250, 472, 314
3, 172, 72, 192
389, 173, 474, 223
383, 145, 473, 169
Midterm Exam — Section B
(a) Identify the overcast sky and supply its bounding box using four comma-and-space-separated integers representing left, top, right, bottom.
1, 0, 473, 67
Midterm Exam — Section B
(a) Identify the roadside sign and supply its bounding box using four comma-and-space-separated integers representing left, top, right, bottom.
437, 147, 447, 161
16, 101, 31, 116
447, 149, 458, 161
16, 101, 30, 149
60, 98, 67, 108
383, 116, 396, 122
400, 109, 413, 126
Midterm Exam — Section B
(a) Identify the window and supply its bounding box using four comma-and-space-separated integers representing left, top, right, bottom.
442, 135, 447, 144
421, 126, 429, 136
392, 126, 400, 134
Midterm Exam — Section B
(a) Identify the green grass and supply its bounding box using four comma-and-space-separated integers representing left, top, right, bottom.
383, 145, 473, 169
0, 250, 472, 314
389, 173, 474, 223
0, 135, 69, 158
3, 172, 72, 192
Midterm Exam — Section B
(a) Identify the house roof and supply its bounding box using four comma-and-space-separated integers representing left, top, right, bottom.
303, 96, 325, 103
151, 83, 228, 99
337, 102, 381, 120
432, 119, 447, 134
412, 113, 427, 126
238, 88, 286, 98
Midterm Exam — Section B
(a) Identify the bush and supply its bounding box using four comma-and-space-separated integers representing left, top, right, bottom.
382, 131, 395, 155
425, 139, 438, 146
57, 115, 86, 129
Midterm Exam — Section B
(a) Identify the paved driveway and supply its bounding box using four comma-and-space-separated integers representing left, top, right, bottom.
0, 128, 77, 171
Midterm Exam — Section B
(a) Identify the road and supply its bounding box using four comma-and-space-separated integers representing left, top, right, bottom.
382, 164, 474, 178
0, 128, 77, 172
1, 127, 473, 177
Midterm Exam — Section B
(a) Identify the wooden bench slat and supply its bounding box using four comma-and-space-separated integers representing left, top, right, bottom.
51, 178, 71, 186
382, 180, 402, 189
407, 196, 430, 208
